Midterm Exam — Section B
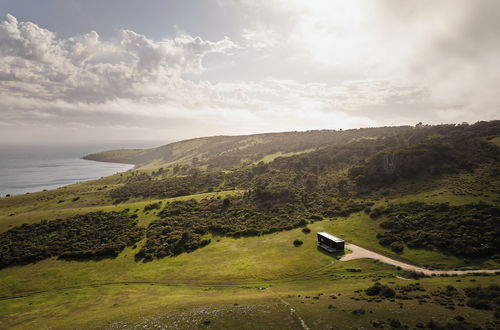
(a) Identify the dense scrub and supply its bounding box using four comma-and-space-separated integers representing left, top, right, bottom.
465, 285, 500, 310
110, 172, 225, 201
0, 211, 143, 268
135, 216, 212, 260
348, 135, 499, 188
374, 202, 500, 258
135, 194, 369, 261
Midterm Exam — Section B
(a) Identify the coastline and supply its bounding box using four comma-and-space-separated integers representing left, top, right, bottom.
0, 157, 134, 197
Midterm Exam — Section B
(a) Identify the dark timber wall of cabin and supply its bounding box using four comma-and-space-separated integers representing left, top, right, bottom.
317, 234, 344, 251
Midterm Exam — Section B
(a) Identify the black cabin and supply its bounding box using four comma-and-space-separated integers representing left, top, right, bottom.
317, 232, 345, 253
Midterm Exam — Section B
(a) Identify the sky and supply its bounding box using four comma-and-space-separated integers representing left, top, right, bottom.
0, 0, 499, 144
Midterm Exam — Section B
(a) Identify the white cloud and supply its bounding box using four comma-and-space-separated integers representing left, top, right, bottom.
242, 26, 277, 49
0, 5, 498, 144
0, 14, 65, 64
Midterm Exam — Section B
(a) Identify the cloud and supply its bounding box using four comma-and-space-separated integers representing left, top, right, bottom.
0, 14, 65, 64
0, 5, 498, 144
0, 14, 239, 103
242, 26, 277, 49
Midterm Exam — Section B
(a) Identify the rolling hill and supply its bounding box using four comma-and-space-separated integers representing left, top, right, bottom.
0, 121, 499, 329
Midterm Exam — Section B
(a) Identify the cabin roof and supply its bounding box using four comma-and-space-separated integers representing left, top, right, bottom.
317, 232, 344, 243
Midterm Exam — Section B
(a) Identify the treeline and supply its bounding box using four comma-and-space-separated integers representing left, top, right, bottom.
373, 202, 500, 257
159, 126, 416, 170
110, 172, 225, 202
0, 211, 143, 268
135, 193, 369, 261
348, 136, 498, 188
197, 120, 499, 172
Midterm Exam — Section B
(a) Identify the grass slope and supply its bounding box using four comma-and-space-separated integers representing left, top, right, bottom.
0, 125, 499, 329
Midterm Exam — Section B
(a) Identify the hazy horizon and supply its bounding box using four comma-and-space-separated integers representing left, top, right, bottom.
0, 0, 499, 144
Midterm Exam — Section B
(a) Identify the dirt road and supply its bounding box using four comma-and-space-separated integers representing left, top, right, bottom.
341, 244, 500, 276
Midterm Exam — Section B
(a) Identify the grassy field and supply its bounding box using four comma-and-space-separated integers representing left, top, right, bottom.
1, 265, 498, 329
1, 205, 499, 328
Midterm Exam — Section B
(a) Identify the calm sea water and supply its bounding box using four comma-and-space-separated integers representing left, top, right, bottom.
0, 142, 162, 197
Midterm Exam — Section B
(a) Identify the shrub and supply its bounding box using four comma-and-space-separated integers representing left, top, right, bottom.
143, 202, 161, 212
365, 283, 395, 298
301, 227, 311, 234
390, 241, 404, 253
293, 239, 303, 247
466, 298, 491, 310
379, 286, 396, 298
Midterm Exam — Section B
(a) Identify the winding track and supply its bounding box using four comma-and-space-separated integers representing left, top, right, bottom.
341, 243, 500, 276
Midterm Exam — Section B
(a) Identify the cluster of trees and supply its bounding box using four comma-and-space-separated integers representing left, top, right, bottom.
0, 211, 144, 268
135, 216, 211, 261
110, 172, 225, 201
365, 282, 396, 298
135, 192, 370, 260
348, 133, 498, 188
374, 202, 499, 258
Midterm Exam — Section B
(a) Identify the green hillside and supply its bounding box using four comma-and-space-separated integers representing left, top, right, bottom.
1, 121, 499, 329
82, 126, 416, 168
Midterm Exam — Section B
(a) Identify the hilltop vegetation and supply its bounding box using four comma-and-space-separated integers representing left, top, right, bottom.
83, 126, 416, 168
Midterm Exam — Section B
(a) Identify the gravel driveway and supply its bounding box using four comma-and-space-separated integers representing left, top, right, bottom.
341, 243, 500, 276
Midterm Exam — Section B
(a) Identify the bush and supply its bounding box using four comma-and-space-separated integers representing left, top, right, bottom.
365, 283, 395, 298
464, 285, 499, 310
390, 241, 404, 253
379, 286, 396, 298
143, 202, 161, 212
301, 227, 311, 234
466, 298, 491, 310
293, 239, 303, 247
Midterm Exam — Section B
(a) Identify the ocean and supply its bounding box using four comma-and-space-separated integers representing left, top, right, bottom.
0, 141, 162, 197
